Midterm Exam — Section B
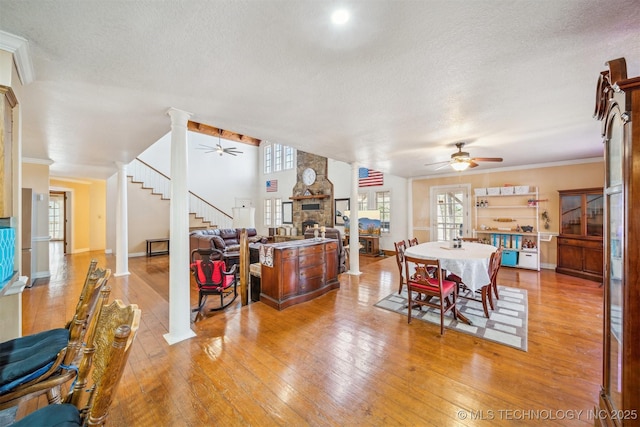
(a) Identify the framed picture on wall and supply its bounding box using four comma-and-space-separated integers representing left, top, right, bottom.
283, 201, 293, 224
335, 198, 350, 226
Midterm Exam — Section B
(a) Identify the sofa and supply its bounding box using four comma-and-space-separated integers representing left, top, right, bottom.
303, 227, 347, 273
189, 228, 267, 266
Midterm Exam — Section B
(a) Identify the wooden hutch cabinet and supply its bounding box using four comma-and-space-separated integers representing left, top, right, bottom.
556, 188, 604, 282
593, 58, 640, 426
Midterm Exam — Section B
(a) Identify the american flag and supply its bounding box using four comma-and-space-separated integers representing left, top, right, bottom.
358, 168, 383, 187
266, 179, 278, 192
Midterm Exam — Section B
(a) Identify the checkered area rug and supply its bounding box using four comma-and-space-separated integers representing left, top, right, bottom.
374, 285, 528, 351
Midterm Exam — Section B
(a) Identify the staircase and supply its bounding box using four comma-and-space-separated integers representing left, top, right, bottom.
127, 158, 233, 229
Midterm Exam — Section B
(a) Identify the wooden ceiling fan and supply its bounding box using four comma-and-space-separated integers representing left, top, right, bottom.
425, 142, 503, 171
197, 129, 243, 156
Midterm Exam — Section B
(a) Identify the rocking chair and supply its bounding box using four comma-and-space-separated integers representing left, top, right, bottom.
191, 249, 238, 317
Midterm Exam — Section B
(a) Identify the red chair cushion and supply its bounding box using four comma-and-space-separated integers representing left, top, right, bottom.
191, 259, 234, 290
408, 278, 456, 295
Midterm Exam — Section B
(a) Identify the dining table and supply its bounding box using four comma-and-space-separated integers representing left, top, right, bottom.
404, 240, 498, 324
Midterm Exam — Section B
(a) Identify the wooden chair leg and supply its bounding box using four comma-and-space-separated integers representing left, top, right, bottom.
492, 282, 500, 300
481, 286, 490, 318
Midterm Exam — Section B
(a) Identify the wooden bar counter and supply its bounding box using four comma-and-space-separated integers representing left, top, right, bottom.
259, 238, 339, 310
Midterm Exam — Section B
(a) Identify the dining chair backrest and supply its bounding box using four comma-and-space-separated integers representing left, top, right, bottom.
408, 237, 419, 247
394, 240, 407, 293
404, 255, 444, 292
404, 254, 458, 334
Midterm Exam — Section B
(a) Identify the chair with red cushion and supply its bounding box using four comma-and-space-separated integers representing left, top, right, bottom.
490, 246, 503, 301
404, 255, 458, 335
393, 240, 408, 294
191, 249, 238, 317
448, 248, 500, 318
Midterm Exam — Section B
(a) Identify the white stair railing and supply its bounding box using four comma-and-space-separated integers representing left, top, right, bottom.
127, 158, 233, 229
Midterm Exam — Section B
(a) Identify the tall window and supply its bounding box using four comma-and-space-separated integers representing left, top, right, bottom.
358, 193, 368, 210
376, 191, 391, 233
431, 185, 471, 241
284, 146, 294, 169
264, 145, 272, 174
264, 143, 295, 173
274, 198, 282, 226
274, 143, 283, 172
264, 199, 272, 226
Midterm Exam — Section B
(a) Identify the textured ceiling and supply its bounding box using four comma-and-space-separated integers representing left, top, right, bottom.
1, 0, 640, 179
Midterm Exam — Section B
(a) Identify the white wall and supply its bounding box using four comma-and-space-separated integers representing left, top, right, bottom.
139, 132, 260, 216
328, 160, 408, 251
107, 134, 409, 254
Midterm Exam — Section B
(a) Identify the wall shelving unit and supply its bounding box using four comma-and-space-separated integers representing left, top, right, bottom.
473, 186, 541, 271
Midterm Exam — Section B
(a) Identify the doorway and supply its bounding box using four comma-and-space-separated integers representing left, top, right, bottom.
430, 184, 472, 241
49, 191, 67, 253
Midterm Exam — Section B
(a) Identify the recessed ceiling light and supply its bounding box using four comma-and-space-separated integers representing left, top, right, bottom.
331, 9, 350, 25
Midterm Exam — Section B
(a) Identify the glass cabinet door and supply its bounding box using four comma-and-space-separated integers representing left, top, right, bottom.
605, 109, 624, 413
560, 195, 582, 235
586, 194, 604, 237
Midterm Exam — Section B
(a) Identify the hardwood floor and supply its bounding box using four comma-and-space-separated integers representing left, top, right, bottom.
16, 246, 603, 426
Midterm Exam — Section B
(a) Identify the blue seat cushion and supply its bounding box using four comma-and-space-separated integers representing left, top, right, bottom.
11, 403, 80, 426
0, 328, 69, 393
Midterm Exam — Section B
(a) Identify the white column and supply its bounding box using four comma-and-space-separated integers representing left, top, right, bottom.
114, 162, 130, 277
163, 107, 196, 345
348, 163, 362, 275
407, 178, 414, 241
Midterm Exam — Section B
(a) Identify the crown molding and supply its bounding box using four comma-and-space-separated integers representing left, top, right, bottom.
0, 30, 35, 85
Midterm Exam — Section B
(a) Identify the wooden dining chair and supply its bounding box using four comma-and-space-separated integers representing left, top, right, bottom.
393, 240, 408, 294
449, 250, 498, 318
408, 237, 419, 247
404, 254, 458, 335
490, 246, 503, 301
11, 300, 141, 427
0, 264, 112, 410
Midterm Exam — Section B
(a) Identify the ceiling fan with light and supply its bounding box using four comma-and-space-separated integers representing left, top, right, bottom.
197, 129, 243, 156
425, 142, 503, 171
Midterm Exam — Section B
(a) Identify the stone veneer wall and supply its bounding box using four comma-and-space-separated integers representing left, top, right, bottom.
291, 151, 334, 235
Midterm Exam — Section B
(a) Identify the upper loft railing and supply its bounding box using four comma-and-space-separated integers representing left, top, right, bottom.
127, 158, 233, 229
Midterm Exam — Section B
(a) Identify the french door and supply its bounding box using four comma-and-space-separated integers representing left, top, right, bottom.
430, 184, 471, 241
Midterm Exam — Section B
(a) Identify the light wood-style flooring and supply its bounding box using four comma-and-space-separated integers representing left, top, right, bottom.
16, 245, 603, 426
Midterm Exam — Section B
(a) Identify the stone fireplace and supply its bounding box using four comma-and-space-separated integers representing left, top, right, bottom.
291, 151, 334, 235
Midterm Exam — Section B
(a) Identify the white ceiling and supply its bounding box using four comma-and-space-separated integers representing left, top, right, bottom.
1, 0, 639, 179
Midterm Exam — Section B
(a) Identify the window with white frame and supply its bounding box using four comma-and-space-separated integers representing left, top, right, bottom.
264, 145, 272, 174
284, 146, 294, 169
274, 198, 282, 226
274, 143, 283, 171
358, 193, 368, 210
376, 191, 391, 233
264, 199, 272, 226
264, 143, 295, 174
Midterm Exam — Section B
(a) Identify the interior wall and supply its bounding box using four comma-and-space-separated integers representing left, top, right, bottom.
138, 131, 260, 216
411, 160, 605, 268
49, 177, 106, 253
126, 179, 170, 256
22, 162, 51, 279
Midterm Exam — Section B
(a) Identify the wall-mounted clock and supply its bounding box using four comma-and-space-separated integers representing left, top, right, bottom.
302, 167, 316, 186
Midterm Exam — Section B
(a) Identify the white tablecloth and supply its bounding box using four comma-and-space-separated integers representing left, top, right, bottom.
404, 241, 497, 293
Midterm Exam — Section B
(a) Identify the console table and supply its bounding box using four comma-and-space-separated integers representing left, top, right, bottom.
259, 239, 339, 310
